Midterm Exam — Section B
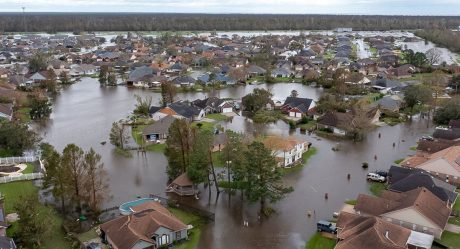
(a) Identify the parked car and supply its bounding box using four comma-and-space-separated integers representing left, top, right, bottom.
86, 243, 102, 249
374, 170, 388, 178
421, 135, 433, 141
317, 220, 337, 234
367, 173, 386, 182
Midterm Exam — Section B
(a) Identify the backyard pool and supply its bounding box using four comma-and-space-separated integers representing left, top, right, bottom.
119, 198, 160, 215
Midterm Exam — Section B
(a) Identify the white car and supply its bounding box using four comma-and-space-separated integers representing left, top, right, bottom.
366, 173, 386, 182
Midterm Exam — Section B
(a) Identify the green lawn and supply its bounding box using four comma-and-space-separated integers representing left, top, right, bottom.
23, 163, 35, 174
369, 182, 386, 196
206, 113, 229, 121
77, 228, 99, 243
299, 121, 317, 131
454, 195, 460, 212
437, 231, 460, 249
16, 107, 31, 123
0, 181, 73, 249
191, 121, 216, 133
305, 233, 336, 249
448, 217, 460, 226
281, 147, 318, 175
131, 125, 166, 152
394, 158, 404, 164
168, 208, 205, 249
344, 199, 357, 205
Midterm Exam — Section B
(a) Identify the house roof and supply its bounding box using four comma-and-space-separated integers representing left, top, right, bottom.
142, 115, 176, 136
282, 97, 313, 114
354, 187, 451, 229
169, 102, 201, 119
317, 111, 353, 129
261, 135, 308, 152
0, 103, 13, 117
171, 173, 193, 187
192, 97, 224, 110
449, 120, 460, 129
149, 106, 162, 115
401, 145, 460, 174
416, 139, 458, 154
336, 212, 411, 249
100, 201, 187, 249
388, 166, 457, 204
433, 128, 460, 141
128, 66, 154, 82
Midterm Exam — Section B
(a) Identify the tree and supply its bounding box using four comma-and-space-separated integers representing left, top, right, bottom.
241, 88, 273, 114
29, 96, 52, 120
59, 71, 71, 85
28, 53, 47, 73
290, 89, 298, 98
109, 121, 129, 149
315, 93, 344, 114
98, 65, 108, 85
345, 108, 373, 141
62, 144, 85, 215
41, 143, 70, 213
434, 100, 460, 125
133, 95, 152, 117
107, 71, 117, 86
14, 194, 51, 247
404, 84, 432, 112
228, 68, 247, 82
244, 141, 293, 215
220, 130, 247, 190
161, 81, 176, 107
403, 49, 427, 67
83, 148, 110, 215
0, 120, 40, 156
188, 130, 212, 185
288, 40, 304, 51
426, 48, 442, 65
40, 69, 57, 93
165, 119, 194, 180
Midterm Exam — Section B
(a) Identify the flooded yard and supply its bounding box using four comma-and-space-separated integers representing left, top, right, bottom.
34, 77, 434, 249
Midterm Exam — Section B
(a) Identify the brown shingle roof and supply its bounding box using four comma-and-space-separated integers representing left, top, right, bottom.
171, 173, 193, 187
355, 187, 451, 229
100, 201, 187, 249
336, 212, 410, 249
402, 146, 460, 173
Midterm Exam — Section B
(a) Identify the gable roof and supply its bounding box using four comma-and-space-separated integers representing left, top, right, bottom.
168, 102, 202, 119
128, 66, 154, 82
100, 201, 187, 249
143, 115, 176, 136
282, 97, 313, 114
416, 139, 459, 154
355, 187, 451, 229
0, 103, 13, 117
433, 128, 460, 141
388, 166, 457, 204
336, 212, 411, 249
402, 146, 460, 175
317, 111, 353, 128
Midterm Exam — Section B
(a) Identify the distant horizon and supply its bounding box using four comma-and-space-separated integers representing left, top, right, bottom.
2, 0, 460, 16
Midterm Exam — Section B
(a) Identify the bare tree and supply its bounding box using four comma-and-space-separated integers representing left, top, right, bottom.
425, 48, 442, 65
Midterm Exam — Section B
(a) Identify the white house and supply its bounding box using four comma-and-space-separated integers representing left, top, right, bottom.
262, 136, 310, 168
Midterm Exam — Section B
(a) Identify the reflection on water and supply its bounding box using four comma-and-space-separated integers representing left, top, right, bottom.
34, 77, 434, 249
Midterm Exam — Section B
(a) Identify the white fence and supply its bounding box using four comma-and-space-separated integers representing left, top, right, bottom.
0, 156, 38, 165
0, 173, 44, 183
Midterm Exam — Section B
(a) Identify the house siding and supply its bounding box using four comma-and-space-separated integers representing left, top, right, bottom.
132, 240, 155, 249
382, 208, 442, 239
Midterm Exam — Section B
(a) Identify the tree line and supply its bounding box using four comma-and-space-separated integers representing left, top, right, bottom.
414, 29, 460, 53
1, 13, 459, 32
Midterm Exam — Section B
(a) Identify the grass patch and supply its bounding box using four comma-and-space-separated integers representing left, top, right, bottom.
252, 110, 284, 123
192, 121, 216, 133
382, 117, 403, 126
23, 163, 35, 174
437, 231, 460, 249
453, 196, 460, 212
15, 107, 31, 123
448, 217, 460, 226
409, 146, 417, 151
299, 121, 317, 131
0, 181, 73, 249
394, 158, 404, 164
344, 199, 357, 205
131, 125, 167, 152
305, 232, 336, 249
281, 147, 318, 175
206, 113, 229, 121
369, 182, 386, 196
168, 207, 205, 249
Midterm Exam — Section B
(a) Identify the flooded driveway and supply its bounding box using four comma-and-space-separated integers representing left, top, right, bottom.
34, 77, 434, 249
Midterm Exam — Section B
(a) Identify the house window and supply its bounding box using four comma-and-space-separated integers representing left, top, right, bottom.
159, 234, 170, 245
176, 231, 182, 240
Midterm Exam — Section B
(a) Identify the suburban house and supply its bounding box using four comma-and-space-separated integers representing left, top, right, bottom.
100, 201, 188, 249
401, 145, 460, 186
416, 139, 460, 155
246, 65, 266, 77
150, 102, 205, 122
336, 212, 433, 249
192, 97, 234, 114
388, 166, 458, 205
432, 127, 460, 141
27, 71, 54, 84
316, 112, 353, 135
0, 103, 13, 121
166, 173, 197, 196
261, 136, 310, 168
142, 115, 176, 143
354, 187, 451, 238
373, 95, 403, 113
281, 97, 314, 118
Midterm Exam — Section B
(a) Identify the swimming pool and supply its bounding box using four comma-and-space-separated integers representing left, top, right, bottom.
119, 198, 159, 215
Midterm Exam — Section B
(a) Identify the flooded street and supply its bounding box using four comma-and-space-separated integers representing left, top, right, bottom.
35, 78, 434, 249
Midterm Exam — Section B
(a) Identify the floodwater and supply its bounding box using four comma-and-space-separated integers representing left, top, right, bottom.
355, 39, 371, 59
395, 40, 460, 65
34, 77, 433, 249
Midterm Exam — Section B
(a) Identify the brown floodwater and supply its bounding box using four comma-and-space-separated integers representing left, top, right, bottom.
33, 77, 433, 249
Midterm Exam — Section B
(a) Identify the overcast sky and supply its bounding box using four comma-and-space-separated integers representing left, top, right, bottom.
2, 0, 460, 15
